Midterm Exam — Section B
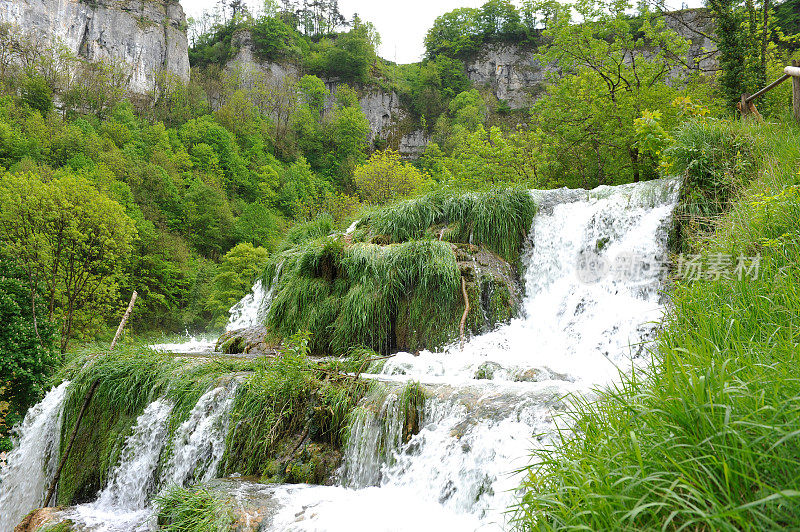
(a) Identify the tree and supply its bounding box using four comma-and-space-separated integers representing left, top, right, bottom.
532, 0, 690, 184
20, 75, 53, 115
307, 17, 377, 83
0, 253, 58, 451
424, 7, 483, 59
477, 0, 523, 38
354, 149, 428, 204
298, 74, 328, 114
0, 172, 137, 351
206, 242, 269, 326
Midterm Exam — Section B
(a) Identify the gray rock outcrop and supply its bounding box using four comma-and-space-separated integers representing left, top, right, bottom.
465, 9, 718, 109
0, 0, 189, 94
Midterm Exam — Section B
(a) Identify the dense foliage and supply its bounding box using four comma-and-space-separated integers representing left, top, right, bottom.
0, 254, 58, 452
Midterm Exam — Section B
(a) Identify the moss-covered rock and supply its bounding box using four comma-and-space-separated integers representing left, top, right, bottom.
254, 188, 533, 357
215, 326, 280, 355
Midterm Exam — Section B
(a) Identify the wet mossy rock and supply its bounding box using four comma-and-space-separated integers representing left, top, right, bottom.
253, 188, 533, 356
13, 508, 69, 532
216, 326, 280, 355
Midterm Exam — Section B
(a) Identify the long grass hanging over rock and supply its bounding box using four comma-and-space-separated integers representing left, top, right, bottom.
262, 187, 535, 355
362, 187, 536, 262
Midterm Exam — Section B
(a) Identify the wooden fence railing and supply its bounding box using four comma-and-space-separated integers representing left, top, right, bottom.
739, 59, 800, 121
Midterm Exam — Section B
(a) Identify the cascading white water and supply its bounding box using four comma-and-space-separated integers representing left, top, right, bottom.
161, 383, 238, 488
2, 179, 679, 532
226, 280, 268, 332
226, 264, 282, 332
62, 383, 239, 531
66, 400, 174, 531
0, 381, 70, 531
260, 178, 681, 531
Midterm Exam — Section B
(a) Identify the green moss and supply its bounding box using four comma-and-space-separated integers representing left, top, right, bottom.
54, 346, 255, 505
222, 332, 367, 482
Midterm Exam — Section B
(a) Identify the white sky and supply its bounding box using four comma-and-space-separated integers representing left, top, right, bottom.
179, 0, 699, 64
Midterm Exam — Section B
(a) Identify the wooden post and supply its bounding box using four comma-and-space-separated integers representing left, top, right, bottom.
793, 60, 800, 122
44, 379, 100, 507
110, 291, 137, 350
740, 93, 751, 119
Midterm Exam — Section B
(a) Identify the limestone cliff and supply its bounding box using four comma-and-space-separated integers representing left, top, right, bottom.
223, 9, 716, 155
0, 0, 189, 94
465, 9, 718, 109
226, 29, 423, 156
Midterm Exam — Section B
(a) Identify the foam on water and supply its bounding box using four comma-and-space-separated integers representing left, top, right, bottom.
0, 381, 70, 530
260, 178, 680, 530
62, 384, 239, 531
66, 399, 174, 531
161, 383, 238, 488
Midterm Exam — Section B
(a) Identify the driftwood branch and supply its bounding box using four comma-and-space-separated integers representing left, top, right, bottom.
44, 379, 100, 507
110, 291, 137, 350
459, 276, 470, 349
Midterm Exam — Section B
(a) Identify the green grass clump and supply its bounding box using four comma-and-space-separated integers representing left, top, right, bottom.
223, 331, 368, 480
156, 484, 235, 532
259, 186, 533, 355
667, 118, 760, 252
515, 119, 800, 530
265, 238, 462, 355
362, 187, 536, 262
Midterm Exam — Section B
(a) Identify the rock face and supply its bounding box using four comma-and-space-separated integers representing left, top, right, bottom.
465, 9, 718, 109
324, 82, 407, 144
0, 0, 189, 94
226, 31, 412, 148
227, 29, 300, 83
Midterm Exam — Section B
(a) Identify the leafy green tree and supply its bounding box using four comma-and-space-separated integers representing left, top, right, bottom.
298, 75, 328, 114
446, 126, 539, 187
307, 18, 377, 83
235, 202, 285, 250
250, 16, 299, 60
0, 253, 58, 450
206, 242, 269, 326
185, 179, 236, 257
477, 0, 523, 38
448, 89, 488, 132
20, 75, 53, 115
354, 149, 429, 204
424, 7, 482, 59
410, 56, 470, 124
532, 0, 689, 185
0, 172, 137, 351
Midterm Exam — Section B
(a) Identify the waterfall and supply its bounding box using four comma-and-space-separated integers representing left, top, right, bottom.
1, 179, 680, 532
340, 386, 418, 488
62, 383, 239, 531
67, 400, 174, 531
262, 178, 681, 531
161, 383, 238, 488
0, 382, 70, 531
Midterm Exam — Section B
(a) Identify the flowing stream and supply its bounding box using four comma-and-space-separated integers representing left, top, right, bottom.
0, 381, 70, 531
0, 179, 679, 531
249, 179, 681, 531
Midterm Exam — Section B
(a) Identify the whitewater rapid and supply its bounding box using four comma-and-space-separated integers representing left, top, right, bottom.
0, 179, 679, 531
